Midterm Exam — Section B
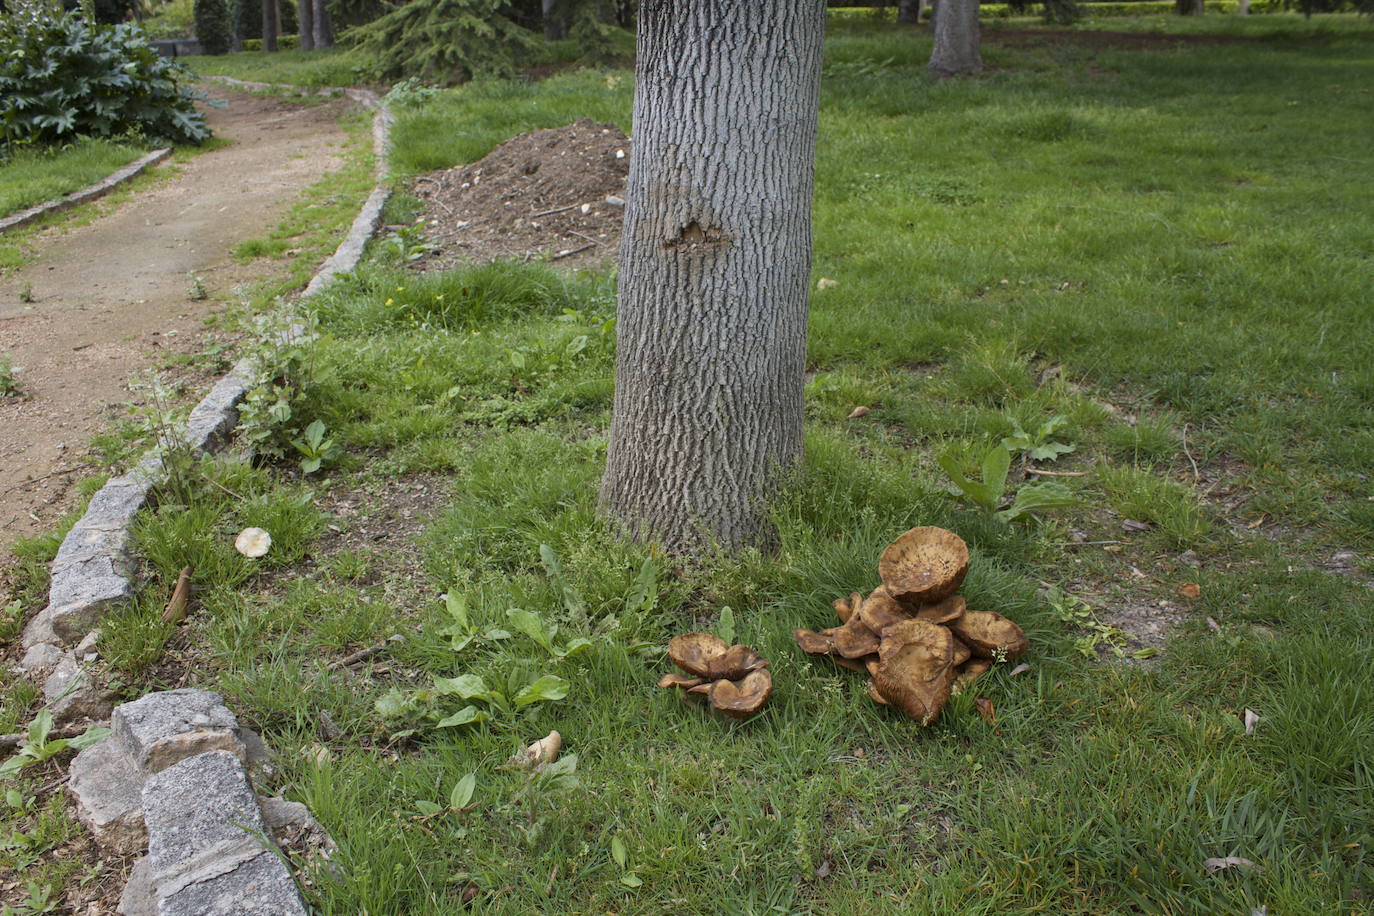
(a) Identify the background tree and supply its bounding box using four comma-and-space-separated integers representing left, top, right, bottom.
896, 0, 922, 22
297, 0, 312, 48
193, 0, 232, 52
1174, 0, 1204, 15
311, 0, 332, 46
927, 0, 982, 77
261, 0, 278, 49
600, 0, 827, 555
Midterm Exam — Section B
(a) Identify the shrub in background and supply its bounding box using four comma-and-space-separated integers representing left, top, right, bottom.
232, 0, 297, 42
193, 0, 233, 52
0, 12, 209, 147
350, 0, 538, 83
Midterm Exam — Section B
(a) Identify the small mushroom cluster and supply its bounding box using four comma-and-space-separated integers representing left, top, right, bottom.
794, 526, 1027, 725
657, 633, 773, 720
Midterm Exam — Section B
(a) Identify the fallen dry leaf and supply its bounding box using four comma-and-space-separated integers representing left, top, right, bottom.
1243, 708, 1260, 735
847, 405, 870, 419
1009, 663, 1031, 677
974, 696, 996, 724
1179, 582, 1202, 601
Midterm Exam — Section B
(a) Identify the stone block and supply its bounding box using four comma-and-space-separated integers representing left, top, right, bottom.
143, 751, 306, 916
44, 652, 116, 723
49, 573, 136, 642
68, 738, 146, 854
19, 642, 65, 676
21, 605, 58, 650
112, 689, 244, 776
118, 857, 156, 916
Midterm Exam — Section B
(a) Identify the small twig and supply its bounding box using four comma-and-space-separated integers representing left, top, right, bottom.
550, 244, 595, 261
0, 466, 81, 496
566, 230, 600, 246
1054, 540, 1127, 547
161, 566, 194, 624
0, 723, 89, 750
328, 634, 404, 670
1181, 423, 1200, 482
530, 203, 580, 219
545, 863, 559, 896
1025, 467, 1088, 478
201, 474, 244, 501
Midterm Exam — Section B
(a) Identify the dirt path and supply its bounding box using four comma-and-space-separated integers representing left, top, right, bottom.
0, 87, 356, 553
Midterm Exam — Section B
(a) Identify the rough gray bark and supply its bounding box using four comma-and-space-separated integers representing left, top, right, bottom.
897, 0, 920, 22
297, 0, 313, 51
261, 0, 279, 51
312, 0, 333, 48
600, 0, 826, 555
1238, 0, 1250, 13
927, 0, 982, 77
543, 0, 568, 40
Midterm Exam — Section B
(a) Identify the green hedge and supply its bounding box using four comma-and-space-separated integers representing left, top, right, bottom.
240, 34, 300, 50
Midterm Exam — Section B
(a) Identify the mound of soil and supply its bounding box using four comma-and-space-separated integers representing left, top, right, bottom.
412, 118, 630, 270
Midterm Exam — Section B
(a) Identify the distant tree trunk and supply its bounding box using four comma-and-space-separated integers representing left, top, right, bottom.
543, 0, 567, 39
312, 0, 332, 47
601, 0, 827, 555
1174, 0, 1204, 14
261, 0, 279, 50
897, 0, 919, 22
1237, 0, 1249, 11
297, 0, 313, 50
927, 0, 982, 77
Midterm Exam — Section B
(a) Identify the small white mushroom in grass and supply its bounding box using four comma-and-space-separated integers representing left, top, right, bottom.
234, 527, 272, 558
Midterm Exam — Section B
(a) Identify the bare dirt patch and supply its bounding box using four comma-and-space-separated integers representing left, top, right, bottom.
0, 87, 356, 557
412, 118, 629, 271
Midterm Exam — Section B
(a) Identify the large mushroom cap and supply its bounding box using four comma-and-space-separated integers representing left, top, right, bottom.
833, 594, 857, 624
709, 669, 773, 720
915, 595, 966, 625
953, 658, 993, 693
872, 618, 959, 725
657, 673, 706, 690
668, 633, 769, 680
858, 586, 912, 634
793, 628, 833, 656
947, 609, 1029, 660
821, 616, 881, 660
878, 527, 969, 605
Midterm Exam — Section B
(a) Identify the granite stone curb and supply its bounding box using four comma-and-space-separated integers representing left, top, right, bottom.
9, 79, 393, 915
0, 148, 173, 236
67, 690, 328, 915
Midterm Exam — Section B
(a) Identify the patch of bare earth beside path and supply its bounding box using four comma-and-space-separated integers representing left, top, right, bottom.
0, 87, 354, 558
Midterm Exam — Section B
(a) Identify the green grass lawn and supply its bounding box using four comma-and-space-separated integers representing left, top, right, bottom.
0, 137, 152, 220
5, 13, 1373, 915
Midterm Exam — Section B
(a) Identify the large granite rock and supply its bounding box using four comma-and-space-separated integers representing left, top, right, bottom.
112, 689, 244, 775
68, 739, 146, 854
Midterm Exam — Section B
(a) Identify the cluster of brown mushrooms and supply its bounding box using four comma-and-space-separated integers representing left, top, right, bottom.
656, 634, 773, 720
794, 526, 1027, 725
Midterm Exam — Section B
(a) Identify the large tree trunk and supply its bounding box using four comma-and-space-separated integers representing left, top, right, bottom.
600, 0, 826, 555
261, 0, 279, 51
927, 0, 982, 77
542, 0, 567, 40
897, 0, 920, 22
1174, 0, 1204, 13
312, 0, 333, 48
297, 0, 314, 50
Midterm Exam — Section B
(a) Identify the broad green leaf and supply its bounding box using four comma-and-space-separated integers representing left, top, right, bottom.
435, 706, 490, 729
620, 874, 643, 888
716, 606, 735, 646
0, 756, 29, 778
559, 637, 593, 658
444, 592, 470, 631
611, 835, 627, 868
507, 607, 556, 655
374, 688, 412, 719
432, 674, 491, 701
450, 772, 476, 809
67, 727, 110, 752
980, 445, 1012, 499
414, 800, 442, 816
1000, 482, 1077, 522
623, 555, 659, 613
513, 675, 569, 707
28, 709, 53, 749
1028, 441, 1075, 462
938, 452, 1000, 510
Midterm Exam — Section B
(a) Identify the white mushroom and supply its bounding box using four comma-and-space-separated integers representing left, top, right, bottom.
234, 527, 272, 558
